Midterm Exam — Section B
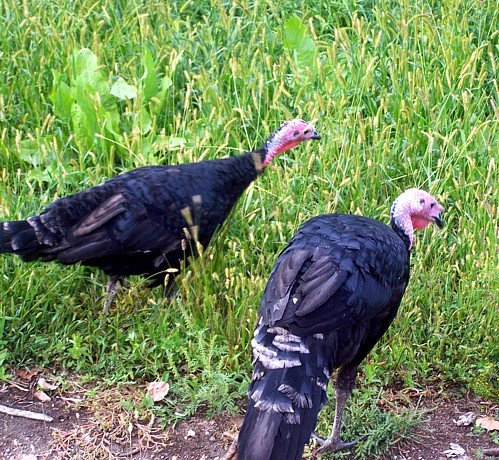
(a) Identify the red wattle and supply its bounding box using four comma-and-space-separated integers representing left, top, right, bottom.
276, 140, 301, 154
411, 216, 430, 229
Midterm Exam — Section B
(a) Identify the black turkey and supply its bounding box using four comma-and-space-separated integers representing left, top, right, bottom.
230, 188, 444, 460
0, 119, 320, 311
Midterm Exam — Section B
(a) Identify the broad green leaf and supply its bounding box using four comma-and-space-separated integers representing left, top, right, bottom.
73, 83, 99, 134
18, 136, 58, 168
71, 102, 95, 150
160, 75, 173, 94
73, 48, 99, 77
142, 49, 159, 102
168, 137, 186, 148
103, 110, 123, 141
26, 168, 53, 184
72, 48, 109, 96
19, 139, 41, 167
151, 136, 186, 151
284, 17, 305, 50
153, 75, 173, 115
73, 48, 110, 100
50, 72, 72, 121
110, 77, 138, 101
283, 17, 317, 77
133, 107, 153, 135
137, 136, 154, 159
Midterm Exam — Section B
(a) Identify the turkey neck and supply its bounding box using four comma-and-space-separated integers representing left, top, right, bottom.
390, 221, 411, 251
390, 213, 413, 251
390, 192, 418, 251
214, 147, 268, 191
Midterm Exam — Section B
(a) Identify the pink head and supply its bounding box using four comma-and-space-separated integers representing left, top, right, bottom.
262, 119, 321, 167
390, 188, 445, 249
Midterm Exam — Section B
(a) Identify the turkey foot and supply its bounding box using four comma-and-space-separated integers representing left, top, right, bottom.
311, 432, 367, 456
103, 275, 124, 314
311, 374, 365, 457
223, 433, 238, 460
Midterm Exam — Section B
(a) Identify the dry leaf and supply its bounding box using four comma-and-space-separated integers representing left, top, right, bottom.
443, 443, 466, 458
37, 377, 59, 391
17, 369, 39, 381
34, 390, 51, 402
146, 381, 170, 402
453, 412, 476, 426
476, 416, 499, 431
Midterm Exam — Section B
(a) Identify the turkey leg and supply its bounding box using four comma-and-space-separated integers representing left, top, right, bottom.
312, 365, 366, 456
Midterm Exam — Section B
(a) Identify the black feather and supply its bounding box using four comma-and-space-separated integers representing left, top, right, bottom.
237, 212, 411, 459
1, 119, 321, 295
0, 149, 267, 287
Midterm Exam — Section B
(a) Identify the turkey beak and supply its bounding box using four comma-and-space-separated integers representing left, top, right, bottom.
432, 202, 445, 228
433, 214, 444, 228
311, 130, 321, 141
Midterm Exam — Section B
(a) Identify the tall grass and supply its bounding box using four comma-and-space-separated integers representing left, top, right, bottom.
0, 0, 497, 455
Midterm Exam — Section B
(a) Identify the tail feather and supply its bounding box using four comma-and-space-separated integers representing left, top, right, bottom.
0, 223, 13, 252
0, 220, 41, 258
237, 323, 329, 460
0, 218, 63, 262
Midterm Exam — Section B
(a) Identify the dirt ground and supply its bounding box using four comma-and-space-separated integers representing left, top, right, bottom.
0, 376, 497, 460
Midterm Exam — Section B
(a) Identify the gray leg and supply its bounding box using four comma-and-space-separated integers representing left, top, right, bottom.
224, 433, 238, 460
313, 365, 366, 456
103, 275, 124, 314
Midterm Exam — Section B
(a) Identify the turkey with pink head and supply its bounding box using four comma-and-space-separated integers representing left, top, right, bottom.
231, 188, 444, 460
0, 119, 320, 312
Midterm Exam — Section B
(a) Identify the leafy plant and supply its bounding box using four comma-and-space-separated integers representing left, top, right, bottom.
312, 385, 422, 459
283, 16, 318, 79
50, 48, 176, 167
0, 348, 9, 382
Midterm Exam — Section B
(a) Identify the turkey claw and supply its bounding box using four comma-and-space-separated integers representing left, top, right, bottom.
311, 433, 367, 457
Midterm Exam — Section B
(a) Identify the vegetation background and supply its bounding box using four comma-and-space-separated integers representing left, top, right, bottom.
0, 0, 497, 456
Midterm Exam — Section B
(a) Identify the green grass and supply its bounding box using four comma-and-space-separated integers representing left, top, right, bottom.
0, 0, 498, 456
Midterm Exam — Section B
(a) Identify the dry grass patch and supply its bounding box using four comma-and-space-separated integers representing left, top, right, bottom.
51, 386, 169, 459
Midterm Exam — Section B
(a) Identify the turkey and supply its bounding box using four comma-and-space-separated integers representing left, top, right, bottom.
0, 119, 320, 312
230, 188, 444, 460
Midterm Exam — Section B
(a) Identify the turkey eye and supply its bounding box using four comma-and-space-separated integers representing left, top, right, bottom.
419, 199, 425, 205
430, 202, 435, 208
293, 131, 299, 137
304, 129, 310, 135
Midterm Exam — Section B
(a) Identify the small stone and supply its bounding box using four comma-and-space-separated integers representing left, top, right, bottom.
186, 429, 196, 437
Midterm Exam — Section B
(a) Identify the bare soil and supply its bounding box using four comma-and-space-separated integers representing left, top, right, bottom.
381, 390, 498, 460
0, 378, 497, 460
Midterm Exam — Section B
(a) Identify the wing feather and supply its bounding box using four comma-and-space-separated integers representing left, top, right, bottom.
72, 193, 127, 236
259, 214, 409, 336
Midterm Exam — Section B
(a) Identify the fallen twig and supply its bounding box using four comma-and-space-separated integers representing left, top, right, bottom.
483, 447, 499, 456
0, 403, 53, 422
6, 379, 29, 392
61, 396, 84, 403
